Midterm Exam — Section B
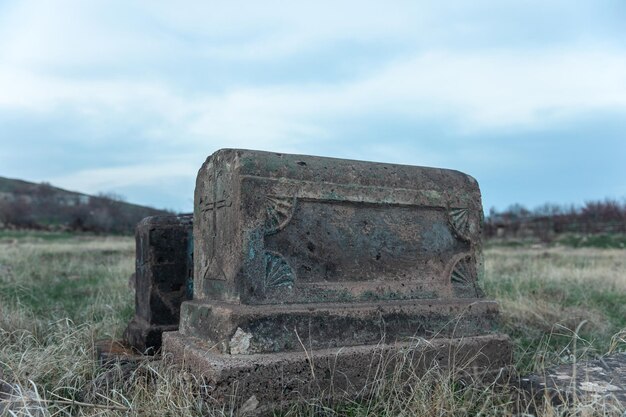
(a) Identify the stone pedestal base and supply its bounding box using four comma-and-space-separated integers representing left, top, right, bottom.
179, 298, 501, 354
94, 339, 143, 365
163, 331, 512, 415
124, 317, 178, 354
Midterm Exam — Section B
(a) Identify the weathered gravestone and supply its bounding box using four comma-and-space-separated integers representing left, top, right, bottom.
163, 149, 511, 412
124, 214, 193, 353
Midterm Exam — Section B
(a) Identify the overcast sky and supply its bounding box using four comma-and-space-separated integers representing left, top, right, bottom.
1, 1, 625, 213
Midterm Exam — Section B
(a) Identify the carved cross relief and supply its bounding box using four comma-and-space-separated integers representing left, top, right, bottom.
200, 170, 232, 280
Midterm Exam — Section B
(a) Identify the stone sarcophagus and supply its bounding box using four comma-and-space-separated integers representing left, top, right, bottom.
163, 149, 511, 412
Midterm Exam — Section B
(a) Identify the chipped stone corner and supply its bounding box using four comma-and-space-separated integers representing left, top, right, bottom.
229, 327, 253, 355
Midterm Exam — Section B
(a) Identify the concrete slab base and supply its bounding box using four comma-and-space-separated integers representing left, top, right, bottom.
519, 353, 626, 412
163, 331, 512, 415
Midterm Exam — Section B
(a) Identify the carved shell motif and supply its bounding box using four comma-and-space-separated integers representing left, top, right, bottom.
448, 208, 471, 241
264, 252, 295, 289
450, 255, 476, 285
264, 196, 296, 235
450, 255, 482, 298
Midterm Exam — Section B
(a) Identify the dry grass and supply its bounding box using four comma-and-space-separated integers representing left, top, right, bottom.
484, 247, 626, 373
1, 232, 625, 416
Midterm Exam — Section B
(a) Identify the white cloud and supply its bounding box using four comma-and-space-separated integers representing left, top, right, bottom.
188, 46, 626, 134
2, 0, 625, 208
49, 161, 199, 193
2, 1, 624, 139
0, 0, 419, 68
361, 47, 626, 130
2, 0, 610, 68
2, 46, 626, 143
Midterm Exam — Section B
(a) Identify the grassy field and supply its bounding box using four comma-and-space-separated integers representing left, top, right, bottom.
0, 231, 625, 416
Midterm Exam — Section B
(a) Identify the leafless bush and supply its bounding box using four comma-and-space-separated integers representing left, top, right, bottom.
0, 197, 37, 229
486, 198, 626, 239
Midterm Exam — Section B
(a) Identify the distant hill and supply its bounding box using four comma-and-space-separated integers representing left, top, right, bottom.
0, 176, 170, 234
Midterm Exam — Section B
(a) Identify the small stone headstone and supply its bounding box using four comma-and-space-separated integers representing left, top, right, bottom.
124, 214, 193, 353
